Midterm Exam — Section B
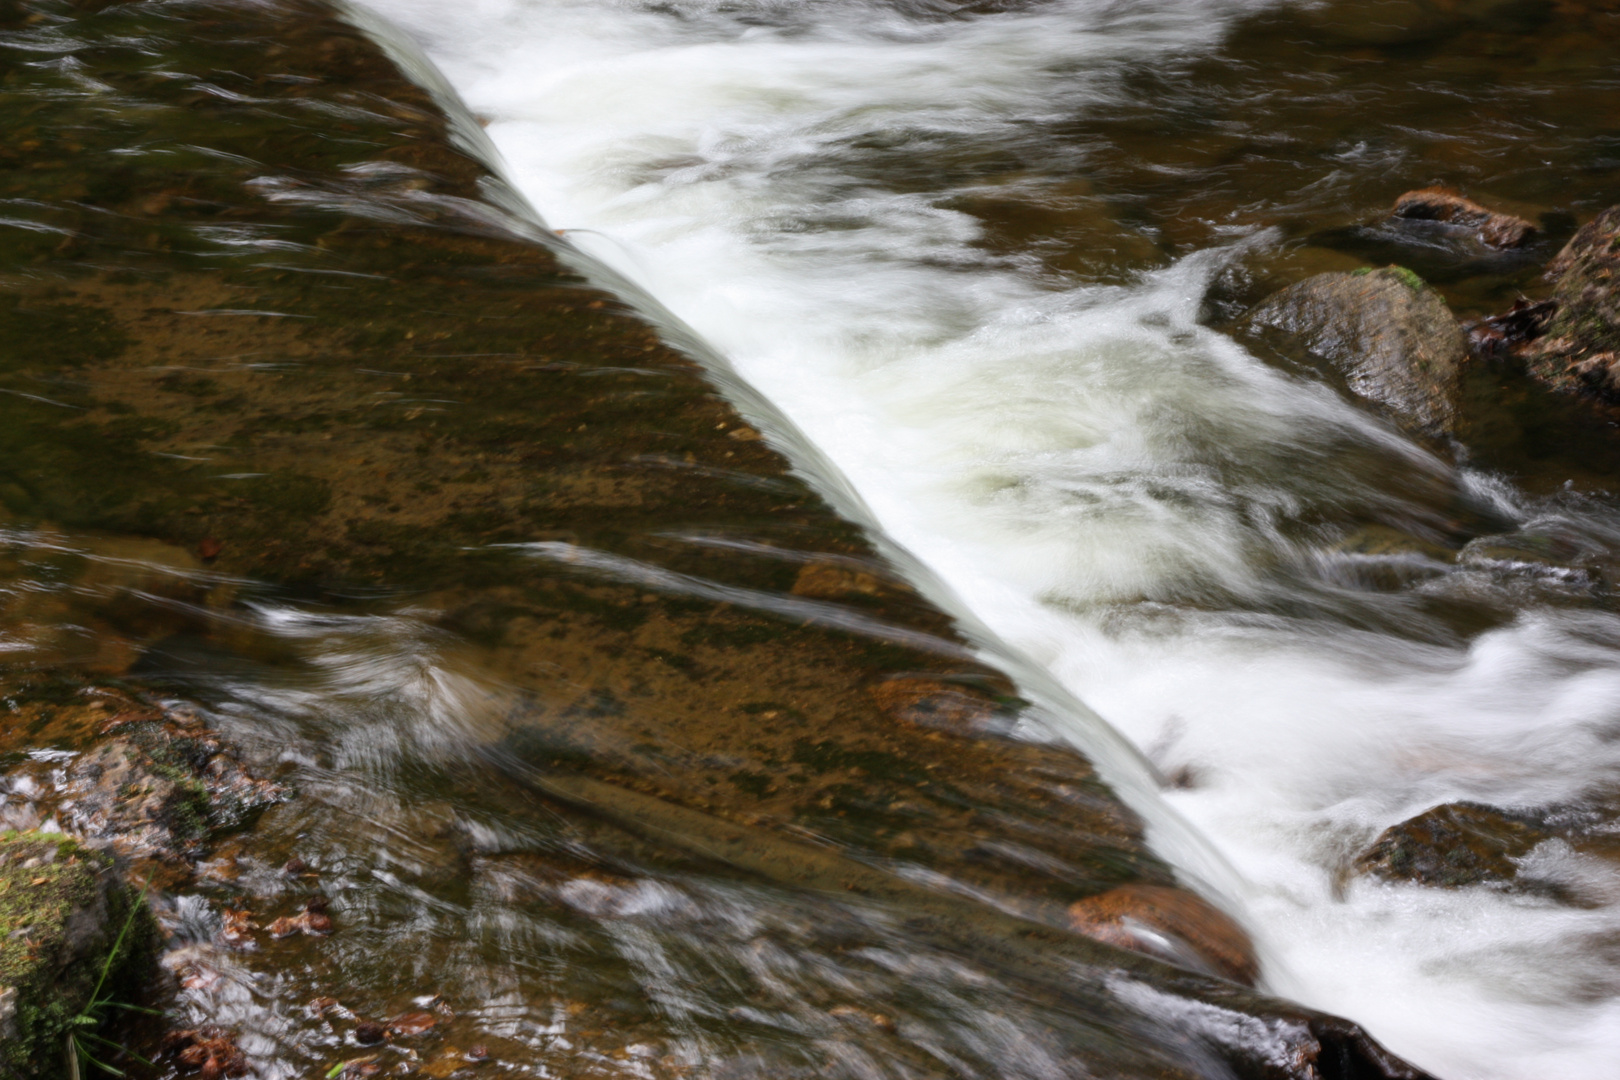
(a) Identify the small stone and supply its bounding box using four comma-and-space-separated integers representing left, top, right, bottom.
354, 1020, 389, 1045
388, 1010, 438, 1037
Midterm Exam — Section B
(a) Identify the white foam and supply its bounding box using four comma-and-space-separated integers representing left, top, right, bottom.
352, 1, 1620, 1074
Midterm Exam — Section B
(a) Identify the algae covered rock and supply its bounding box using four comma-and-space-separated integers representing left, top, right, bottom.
1521, 205, 1620, 400
0, 831, 155, 1079
1245, 267, 1467, 434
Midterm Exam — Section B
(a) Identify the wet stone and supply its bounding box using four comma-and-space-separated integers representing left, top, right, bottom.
1244, 267, 1467, 435
1354, 802, 1550, 889
0, 0, 1440, 1077
1390, 188, 1538, 251
55, 711, 282, 866
1520, 205, 1620, 402
1066, 884, 1259, 985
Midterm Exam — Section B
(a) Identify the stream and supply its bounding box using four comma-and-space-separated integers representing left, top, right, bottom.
354, 0, 1620, 1076
1, 0, 1618, 1078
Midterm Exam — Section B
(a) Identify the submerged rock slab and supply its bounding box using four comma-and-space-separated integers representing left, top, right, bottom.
0, 0, 1435, 1076
1246, 267, 1466, 435
0, 832, 153, 1080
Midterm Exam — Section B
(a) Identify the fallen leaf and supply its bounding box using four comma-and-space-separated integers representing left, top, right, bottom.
220, 907, 255, 948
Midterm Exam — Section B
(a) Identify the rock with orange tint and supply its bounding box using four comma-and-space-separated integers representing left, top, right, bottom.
387, 1011, 438, 1037
1391, 187, 1538, 249
1066, 884, 1258, 985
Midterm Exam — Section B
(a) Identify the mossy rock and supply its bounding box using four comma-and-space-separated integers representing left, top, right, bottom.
0, 831, 156, 1079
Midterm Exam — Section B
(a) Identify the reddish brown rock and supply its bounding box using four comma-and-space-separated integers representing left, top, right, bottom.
387, 1011, 438, 1037
868, 677, 1006, 734
1392, 187, 1538, 249
1066, 884, 1259, 985
790, 560, 901, 600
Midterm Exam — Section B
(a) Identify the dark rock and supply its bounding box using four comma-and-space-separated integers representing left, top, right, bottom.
1308, 189, 1557, 283
354, 1019, 389, 1045
0, 832, 155, 1080
1520, 205, 1620, 400
1354, 802, 1547, 888
1392, 187, 1538, 250
1245, 267, 1467, 434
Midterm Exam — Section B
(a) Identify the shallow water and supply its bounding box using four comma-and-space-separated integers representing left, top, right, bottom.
348, 0, 1620, 1076
5, 0, 1620, 1076
0, 3, 1396, 1078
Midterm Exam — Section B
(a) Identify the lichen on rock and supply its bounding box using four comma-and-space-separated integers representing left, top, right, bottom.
1520, 205, 1620, 401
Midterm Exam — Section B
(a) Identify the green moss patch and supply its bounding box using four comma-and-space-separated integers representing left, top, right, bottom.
0, 831, 156, 1079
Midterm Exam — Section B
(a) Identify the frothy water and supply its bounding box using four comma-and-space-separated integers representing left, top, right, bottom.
353, 0, 1620, 1074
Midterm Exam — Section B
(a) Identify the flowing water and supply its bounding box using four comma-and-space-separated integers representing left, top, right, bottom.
348, 1, 1620, 1077
3, 0, 1620, 1078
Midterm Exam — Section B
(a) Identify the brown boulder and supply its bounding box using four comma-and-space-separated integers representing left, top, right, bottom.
1245, 267, 1467, 434
1354, 802, 1546, 888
